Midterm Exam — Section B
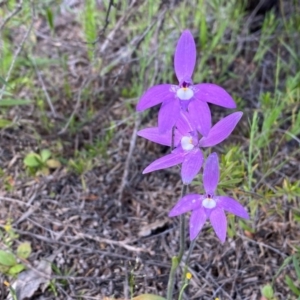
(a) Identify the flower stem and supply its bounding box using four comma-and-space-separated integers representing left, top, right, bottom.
178, 239, 197, 300
178, 185, 187, 262
185, 238, 197, 266
171, 125, 175, 150
166, 184, 188, 300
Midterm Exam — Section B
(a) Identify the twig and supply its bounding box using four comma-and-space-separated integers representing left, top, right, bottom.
74, 231, 153, 255
0, 196, 33, 207
187, 263, 233, 300
99, 0, 138, 54
29, 56, 57, 117
0, 0, 23, 32
8, 226, 170, 267
0, 0, 33, 100
118, 113, 141, 204
238, 233, 288, 258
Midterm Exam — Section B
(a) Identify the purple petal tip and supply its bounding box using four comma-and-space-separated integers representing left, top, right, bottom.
174, 30, 196, 83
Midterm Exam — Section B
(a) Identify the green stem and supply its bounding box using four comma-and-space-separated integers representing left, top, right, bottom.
166, 256, 179, 300
185, 238, 197, 266
178, 282, 189, 300
178, 239, 197, 300
166, 184, 188, 300
178, 184, 187, 262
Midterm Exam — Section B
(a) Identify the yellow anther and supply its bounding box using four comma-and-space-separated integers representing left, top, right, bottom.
4, 224, 11, 232
186, 272, 192, 280
4, 281, 10, 287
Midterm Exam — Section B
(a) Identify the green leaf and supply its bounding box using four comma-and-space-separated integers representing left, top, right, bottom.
293, 255, 300, 280
0, 99, 31, 106
262, 284, 274, 298
17, 242, 31, 259
0, 76, 8, 86
46, 7, 54, 32
133, 294, 167, 300
0, 250, 17, 266
285, 275, 300, 296
272, 256, 292, 286
0, 119, 12, 128
238, 220, 255, 233
0, 264, 10, 273
40, 149, 51, 162
24, 153, 41, 167
8, 263, 25, 275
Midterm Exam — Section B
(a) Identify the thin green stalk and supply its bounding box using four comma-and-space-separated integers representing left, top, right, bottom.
178, 184, 187, 262
185, 238, 197, 266
178, 238, 197, 300
166, 256, 179, 300
248, 111, 258, 192
166, 184, 188, 300
178, 281, 189, 300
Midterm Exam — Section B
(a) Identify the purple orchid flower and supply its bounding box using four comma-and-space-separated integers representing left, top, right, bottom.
138, 111, 242, 184
169, 152, 249, 242
136, 30, 236, 136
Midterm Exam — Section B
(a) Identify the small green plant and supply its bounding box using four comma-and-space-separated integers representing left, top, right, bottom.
0, 224, 31, 276
68, 152, 93, 176
23, 149, 61, 175
284, 254, 300, 298
261, 284, 276, 300
263, 250, 300, 299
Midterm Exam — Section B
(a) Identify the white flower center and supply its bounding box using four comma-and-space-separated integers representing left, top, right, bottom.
181, 136, 194, 151
176, 87, 194, 100
202, 197, 216, 209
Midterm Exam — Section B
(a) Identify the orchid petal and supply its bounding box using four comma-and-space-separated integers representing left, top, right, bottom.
188, 99, 211, 136
158, 97, 180, 133
216, 196, 249, 219
174, 30, 196, 83
189, 208, 207, 240
137, 127, 172, 146
199, 112, 243, 147
203, 152, 219, 195
142, 152, 184, 174
176, 110, 195, 135
194, 83, 236, 108
181, 149, 204, 184
169, 194, 203, 217
210, 208, 227, 243
136, 84, 174, 111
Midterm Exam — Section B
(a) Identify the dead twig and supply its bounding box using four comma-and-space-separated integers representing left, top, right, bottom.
74, 231, 153, 255
11, 228, 169, 267
29, 56, 57, 117
0, 196, 33, 207
99, 0, 138, 54
117, 113, 141, 204
238, 233, 288, 258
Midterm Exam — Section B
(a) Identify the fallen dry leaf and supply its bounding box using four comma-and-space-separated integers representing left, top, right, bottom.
7, 257, 53, 300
